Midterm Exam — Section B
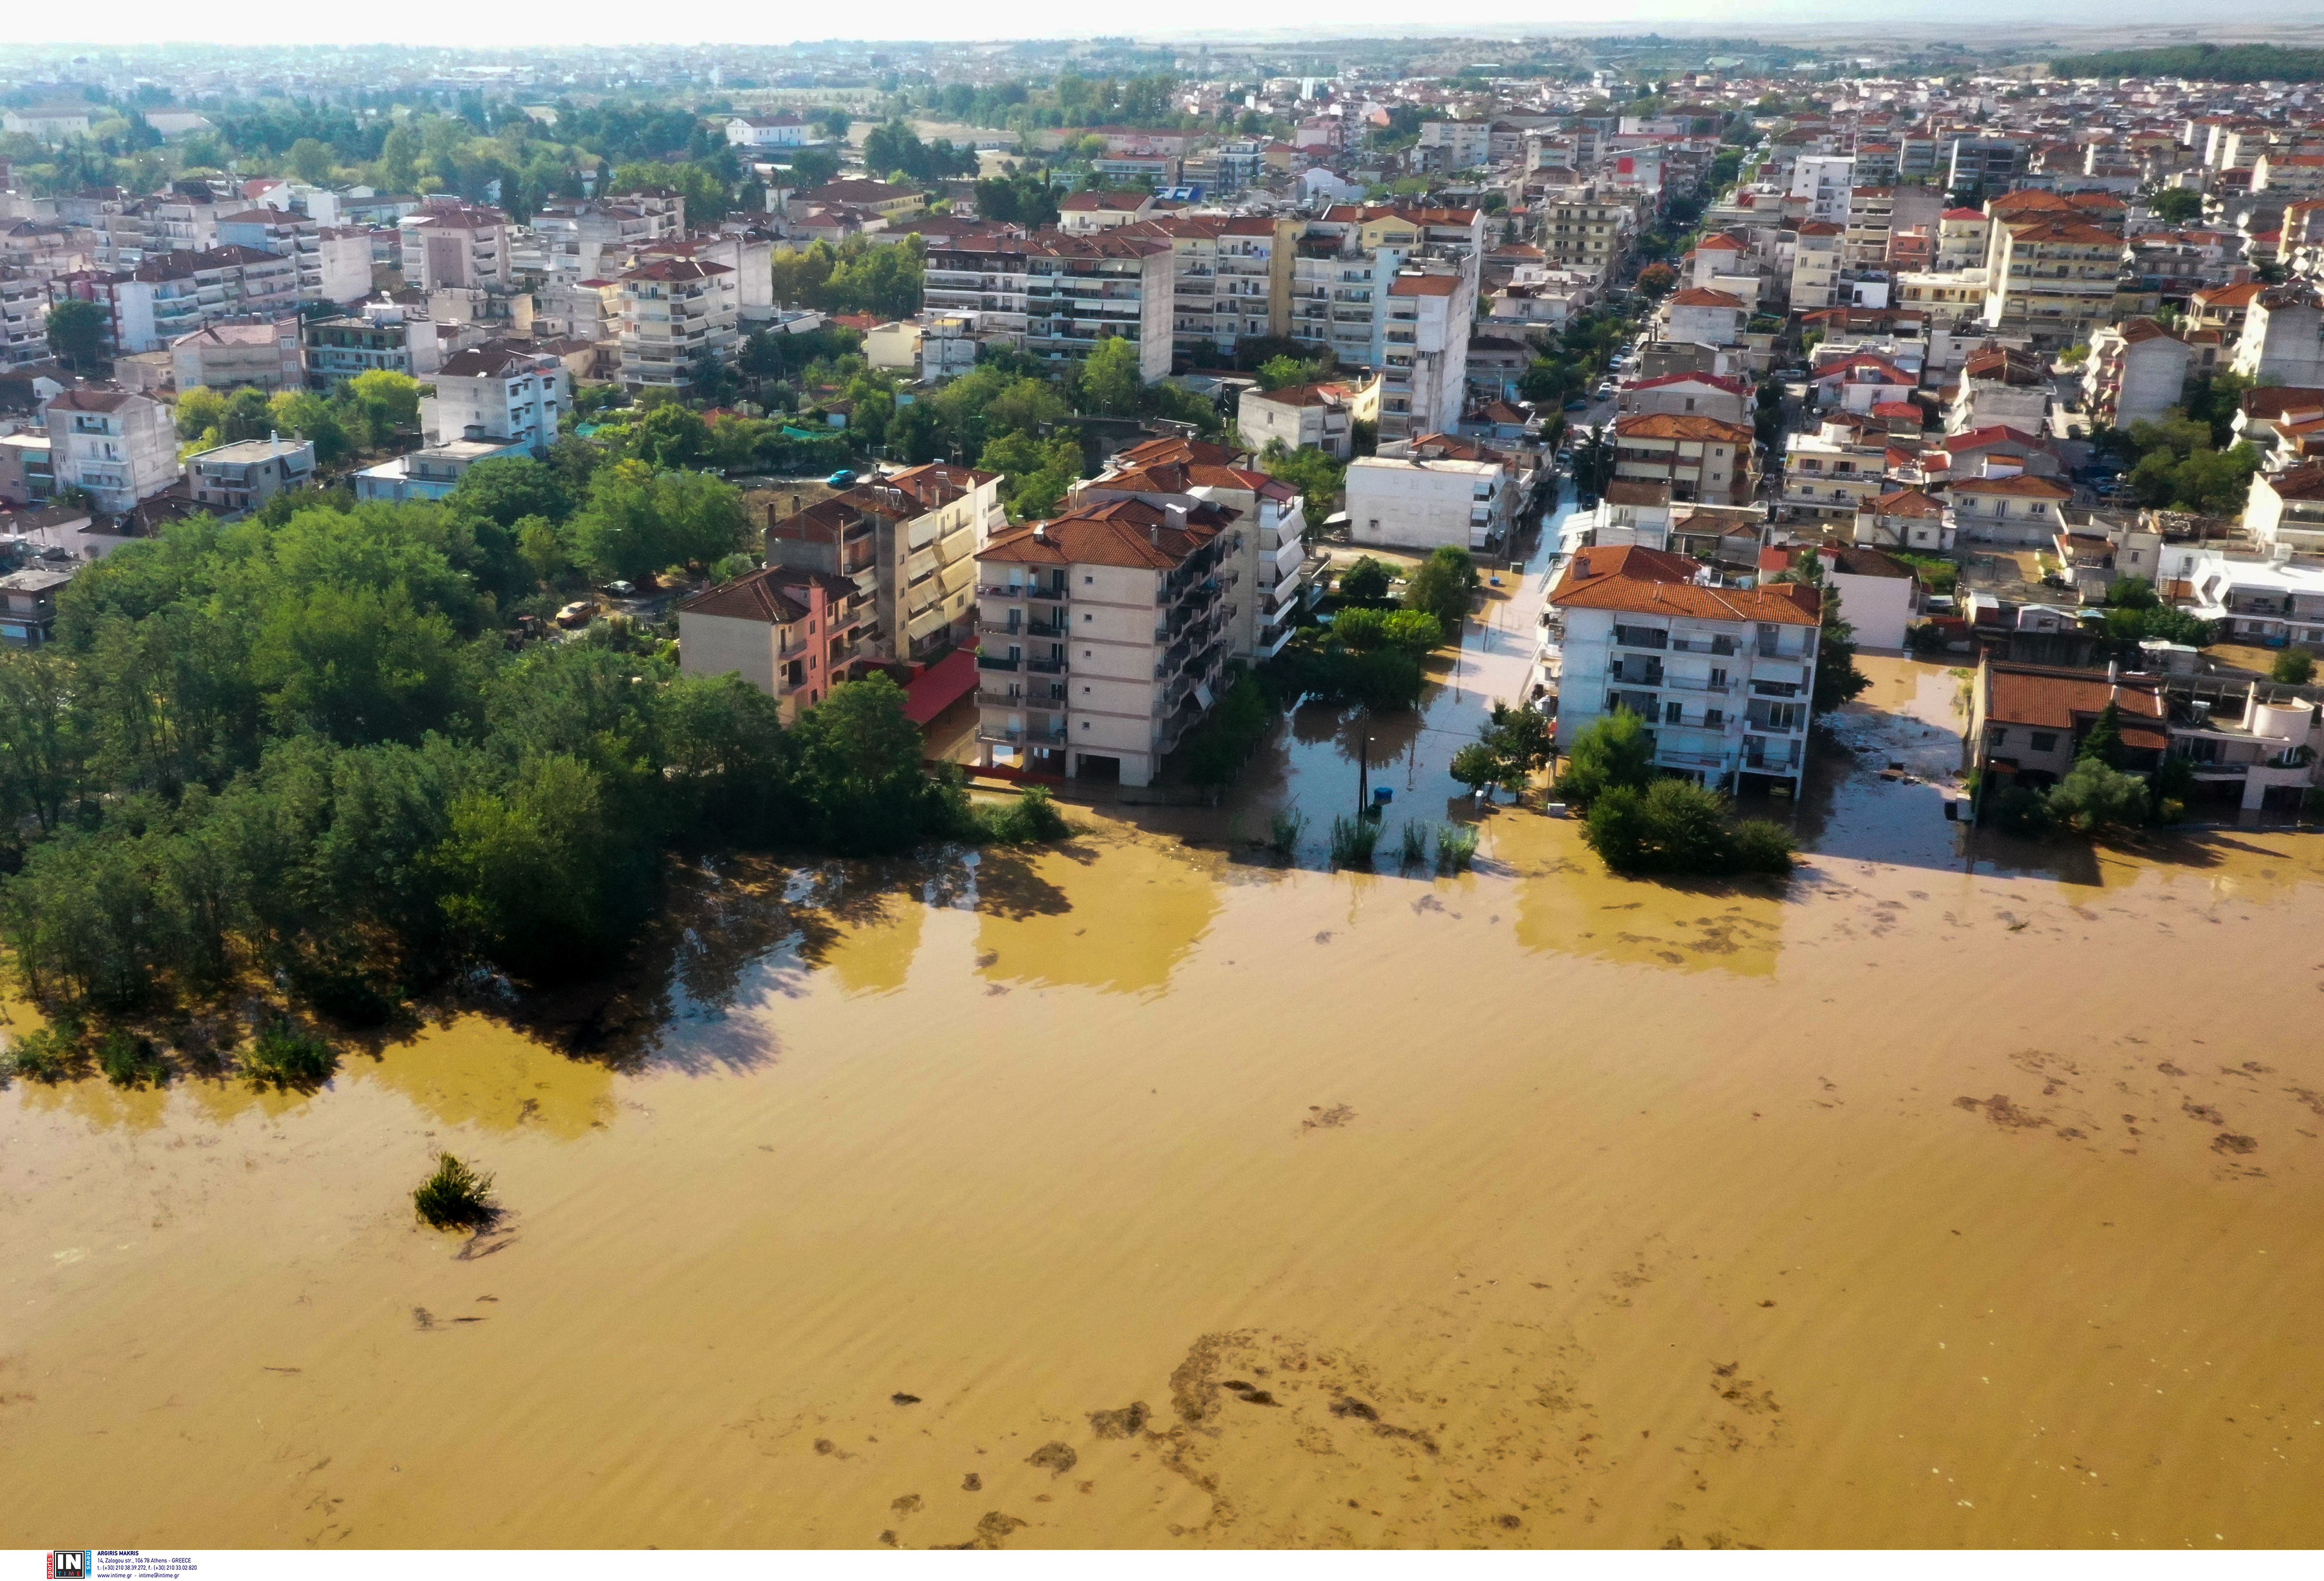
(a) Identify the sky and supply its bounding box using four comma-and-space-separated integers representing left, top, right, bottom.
13, 0, 2303, 47
12, 0, 2260, 48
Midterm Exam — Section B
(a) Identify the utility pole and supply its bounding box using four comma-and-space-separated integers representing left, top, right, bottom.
1357, 731, 1372, 815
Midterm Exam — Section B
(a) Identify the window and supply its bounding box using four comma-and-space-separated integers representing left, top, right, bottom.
1084, 575, 1095, 584
1705, 708, 1723, 728
1987, 726, 2006, 747
1664, 702, 1683, 724
2029, 732, 2058, 752
1083, 612, 1093, 623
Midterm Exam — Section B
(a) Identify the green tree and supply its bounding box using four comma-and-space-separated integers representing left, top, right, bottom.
2147, 188, 2203, 225
2076, 700, 2125, 769
435, 753, 623, 978
1256, 354, 1312, 391
347, 370, 423, 437
1450, 742, 1501, 799
1405, 545, 1477, 629
445, 456, 571, 527
1259, 440, 1344, 529
634, 403, 709, 469
268, 390, 352, 466
1337, 556, 1394, 603
2046, 759, 2148, 834
1557, 707, 1654, 806
784, 673, 968, 854
45, 299, 107, 372
1078, 336, 1144, 416
1484, 699, 1553, 780
174, 385, 227, 443
2272, 647, 2316, 686
288, 137, 335, 184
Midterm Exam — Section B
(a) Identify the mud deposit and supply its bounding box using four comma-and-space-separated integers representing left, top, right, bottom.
6, 588, 2324, 1547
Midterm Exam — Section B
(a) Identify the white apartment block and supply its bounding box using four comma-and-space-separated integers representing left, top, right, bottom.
1548, 544, 1825, 796
1789, 157, 1855, 226
765, 463, 1001, 661
420, 342, 570, 451
405, 201, 510, 292
42, 388, 178, 514
2229, 286, 2324, 387
617, 257, 739, 393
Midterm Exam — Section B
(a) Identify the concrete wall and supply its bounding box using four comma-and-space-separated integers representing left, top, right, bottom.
1063, 560, 1164, 785
1826, 568, 1914, 650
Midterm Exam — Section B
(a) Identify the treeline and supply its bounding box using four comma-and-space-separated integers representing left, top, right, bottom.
2049, 45, 2324, 84
0, 489, 1044, 1035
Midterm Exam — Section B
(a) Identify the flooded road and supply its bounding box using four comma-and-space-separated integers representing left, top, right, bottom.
7, 521, 2324, 1550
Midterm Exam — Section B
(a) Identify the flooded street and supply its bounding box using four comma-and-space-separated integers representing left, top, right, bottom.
8, 510, 2324, 1549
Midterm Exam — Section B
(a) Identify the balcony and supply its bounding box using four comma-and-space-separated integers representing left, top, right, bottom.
976, 654, 1020, 672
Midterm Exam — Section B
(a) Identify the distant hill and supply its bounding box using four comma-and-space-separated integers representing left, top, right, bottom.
2049, 43, 2324, 83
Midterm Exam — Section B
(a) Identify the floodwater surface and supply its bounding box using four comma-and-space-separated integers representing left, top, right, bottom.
6, 523, 2324, 1550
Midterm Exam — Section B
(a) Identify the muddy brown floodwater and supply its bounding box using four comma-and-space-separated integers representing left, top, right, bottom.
7, 582, 2324, 1549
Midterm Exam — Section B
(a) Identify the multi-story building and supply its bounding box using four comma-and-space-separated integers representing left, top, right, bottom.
0, 267, 48, 368
1609, 412, 1758, 507
1346, 440, 1518, 556
922, 230, 1175, 381
1076, 434, 1319, 659
1548, 543, 1824, 795
41, 388, 178, 514
725, 114, 812, 150
169, 316, 304, 393
352, 437, 530, 503
2244, 462, 2324, 553
1285, 206, 1483, 443
616, 257, 738, 393
1948, 137, 2025, 194
1982, 217, 2126, 345
185, 434, 316, 514
1788, 220, 1843, 311
214, 206, 370, 304
405, 201, 510, 292
2229, 285, 2324, 388
1238, 380, 1360, 458
1934, 207, 1991, 272
971, 494, 1237, 788
1116, 214, 1294, 363
1539, 186, 1637, 282
51, 245, 300, 354
304, 301, 425, 385
1781, 416, 1892, 522
677, 564, 863, 723
1842, 185, 1943, 270
1789, 156, 1855, 226
2082, 317, 2193, 429
534, 192, 686, 282
766, 462, 1001, 662
421, 342, 569, 451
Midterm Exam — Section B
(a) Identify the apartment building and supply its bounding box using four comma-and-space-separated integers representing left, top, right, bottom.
1346, 444, 1517, 556
1, 268, 49, 368
1609, 412, 1757, 507
185, 434, 316, 514
169, 317, 303, 392
533, 192, 686, 282
52, 245, 301, 353
1548, 543, 1824, 795
2228, 285, 2324, 387
1935, 207, 1991, 271
971, 495, 1236, 788
2244, 462, 2324, 553
2082, 317, 2192, 428
922, 230, 1174, 381
352, 437, 529, 503
1539, 186, 1637, 282
677, 565, 862, 723
405, 201, 510, 292
1238, 380, 1360, 458
1782, 416, 1891, 522
1076, 434, 1317, 659
1789, 221, 1842, 311
1843, 186, 1943, 270
42, 388, 177, 514
1115, 214, 1293, 361
1615, 371, 1751, 425
1949, 473, 2074, 546
1789, 156, 1855, 226
421, 342, 569, 451
213, 207, 369, 304
616, 257, 738, 394
725, 114, 812, 150
304, 302, 425, 385
1983, 218, 2125, 345
767, 462, 1001, 661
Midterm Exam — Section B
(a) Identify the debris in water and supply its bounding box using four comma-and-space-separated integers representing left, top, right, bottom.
1026, 1441, 1078, 1476
891, 1392, 921, 1406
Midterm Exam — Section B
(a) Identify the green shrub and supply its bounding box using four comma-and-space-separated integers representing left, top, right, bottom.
1332, 605, 1389, 649
1405, 544, 1478, 628
1434, 822, 1481, 874
2272, 647, 2315, 685
98, 1030, 167, 1088
1267, 806, 1309, 858
1379, 610, 1444, 654
2046, 759, 2150, 834
412, 1153, 499, 1231
1450, 742, 1501, 797
1582, 779, 1795, 876
1398, 819, 1429, 867
1729, 818, 1798, 874
1328, 814, 1380, 868
975, 786, 1069, 845
1989, 784, 2053, 837
5, 1026, 76, 1084
243, 1019, 338, 1088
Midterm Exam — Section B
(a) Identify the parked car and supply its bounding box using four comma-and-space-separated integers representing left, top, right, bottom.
555, 601, 594, 630
1563, 398, 1588, 411
825, 469, 857, 487
601, 580, 637, 598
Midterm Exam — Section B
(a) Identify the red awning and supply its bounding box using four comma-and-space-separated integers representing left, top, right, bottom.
903, 648, 978, 726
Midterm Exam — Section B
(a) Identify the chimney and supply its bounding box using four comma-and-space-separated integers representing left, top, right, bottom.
1033, 522, 1049, 542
